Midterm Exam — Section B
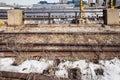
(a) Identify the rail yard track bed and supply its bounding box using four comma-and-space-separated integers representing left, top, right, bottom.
0, 26, 119, 80
0, 29, 119, 59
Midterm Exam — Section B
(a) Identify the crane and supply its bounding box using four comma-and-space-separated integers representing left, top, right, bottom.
110, 0, 114, 8
79, 0, 89, 24
79, 0, 117, 24
0, 21, 5, 25
105, 0, 116, 9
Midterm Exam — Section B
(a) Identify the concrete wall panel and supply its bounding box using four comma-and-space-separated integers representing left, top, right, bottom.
7, 10, 23, 26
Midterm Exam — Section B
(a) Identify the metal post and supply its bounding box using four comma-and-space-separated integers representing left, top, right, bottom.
79, 0, 83, 24
48, 12, 51, 24
110, 0, 115, 9
75, 12, 77, 23
80, 0, 83, 18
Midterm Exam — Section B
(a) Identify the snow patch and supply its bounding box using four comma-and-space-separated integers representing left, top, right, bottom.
0, 58, 120, 80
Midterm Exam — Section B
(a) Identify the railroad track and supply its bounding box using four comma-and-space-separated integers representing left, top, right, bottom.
0, 32, 120, 34
0, 43, 120, 52
0, 71, 67, 80
0, 32, 119, 59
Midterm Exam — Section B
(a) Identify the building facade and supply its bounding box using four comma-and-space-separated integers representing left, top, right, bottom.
59, 0, 67, 3
72, 0, 79, 7
88, 0, 93, 5
116, 0, 120, 7
72, 0, 87, 7
32, 3, 74, 9
96, 0, 104, 6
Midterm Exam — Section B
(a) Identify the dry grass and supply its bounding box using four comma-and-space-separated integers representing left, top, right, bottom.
13, 53, 33, 65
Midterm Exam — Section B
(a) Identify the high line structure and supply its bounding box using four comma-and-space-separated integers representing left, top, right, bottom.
0, 0, 119, 59
0, 0, 119, 80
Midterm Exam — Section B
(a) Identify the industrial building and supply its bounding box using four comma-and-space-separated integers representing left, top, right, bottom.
72, 0, 80, 7
116, 0, 120, 7
32, 3, 74, 9
70, 0, 87, 7
59, 0, 67, 3
96, 0, 104, 6
88, 0, 93, 6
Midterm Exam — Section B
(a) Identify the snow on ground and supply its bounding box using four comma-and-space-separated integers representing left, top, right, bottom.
0, 58, 120, 80
18, 59, 53, 73
0, 58, 54, 73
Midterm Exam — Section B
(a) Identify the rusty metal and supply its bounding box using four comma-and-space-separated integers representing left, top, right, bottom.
0, 52, 120, 60
0, 32, 119, 59
0, 32, 120, 34
0, 43, 119, 52
0, 71, 68, 80
0, 43, 120, 46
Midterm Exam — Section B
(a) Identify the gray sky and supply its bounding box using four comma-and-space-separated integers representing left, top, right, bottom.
0, 0, 59, 5
0, 0, 92, 5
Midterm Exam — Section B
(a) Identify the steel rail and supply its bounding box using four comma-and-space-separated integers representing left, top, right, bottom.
0, 43, 120, 47
0, 32, 120, 34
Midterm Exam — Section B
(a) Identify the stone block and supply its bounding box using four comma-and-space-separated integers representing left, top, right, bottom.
7, 10, 23, 26
103, 9, 120, 25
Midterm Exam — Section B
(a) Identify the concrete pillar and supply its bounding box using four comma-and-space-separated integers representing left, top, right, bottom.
103, 9, 120, 25
7, 10, 23, 26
